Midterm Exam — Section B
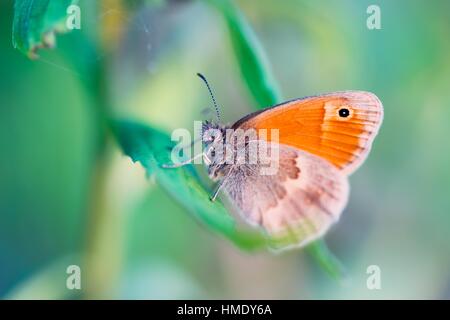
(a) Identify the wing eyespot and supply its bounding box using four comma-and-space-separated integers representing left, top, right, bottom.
338, 108, 350, 118
336, 106, 353, 120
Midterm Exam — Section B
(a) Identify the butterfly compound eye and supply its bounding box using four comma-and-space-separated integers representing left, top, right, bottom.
338, 107, 350, 118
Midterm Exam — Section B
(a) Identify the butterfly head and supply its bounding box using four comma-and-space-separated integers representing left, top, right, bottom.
202, 120, 221, 142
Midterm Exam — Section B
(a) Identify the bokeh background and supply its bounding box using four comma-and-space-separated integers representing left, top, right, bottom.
1, 0, 450, 299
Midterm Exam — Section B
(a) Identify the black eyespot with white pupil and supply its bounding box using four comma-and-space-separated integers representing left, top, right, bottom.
338, 108, 350, 118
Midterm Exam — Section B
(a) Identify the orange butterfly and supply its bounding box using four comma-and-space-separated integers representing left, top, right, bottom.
165, 74, 383, 250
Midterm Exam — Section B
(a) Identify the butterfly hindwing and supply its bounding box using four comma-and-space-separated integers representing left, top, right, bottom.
220, 141, 349, 250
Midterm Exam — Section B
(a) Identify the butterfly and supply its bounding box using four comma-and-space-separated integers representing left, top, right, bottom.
165, 74, 383, 250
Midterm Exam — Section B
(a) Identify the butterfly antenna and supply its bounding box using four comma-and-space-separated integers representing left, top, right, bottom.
197, 73, 221, 122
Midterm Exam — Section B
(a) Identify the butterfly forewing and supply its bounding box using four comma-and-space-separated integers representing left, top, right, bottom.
233, 91, 383, 175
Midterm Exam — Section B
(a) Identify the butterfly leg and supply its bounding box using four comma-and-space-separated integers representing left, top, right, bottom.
210, 180, 225, 202
176, 136, 202, 151
161, 153, 203, 168
209, 167, 234, 201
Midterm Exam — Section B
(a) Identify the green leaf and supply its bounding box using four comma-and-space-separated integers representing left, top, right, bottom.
209, 0, 345, 279
113, 120, 268, 251
13, 0, 77, 58
210, 0, 281, 108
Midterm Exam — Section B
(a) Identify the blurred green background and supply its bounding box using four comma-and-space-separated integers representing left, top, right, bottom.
1, 0, 450, 299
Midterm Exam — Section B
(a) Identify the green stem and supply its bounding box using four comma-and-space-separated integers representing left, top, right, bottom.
82, 68, 122, 298
72, 3, 124, 298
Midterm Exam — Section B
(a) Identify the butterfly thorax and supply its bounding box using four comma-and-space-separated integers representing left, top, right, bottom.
202, 120, 274, 181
